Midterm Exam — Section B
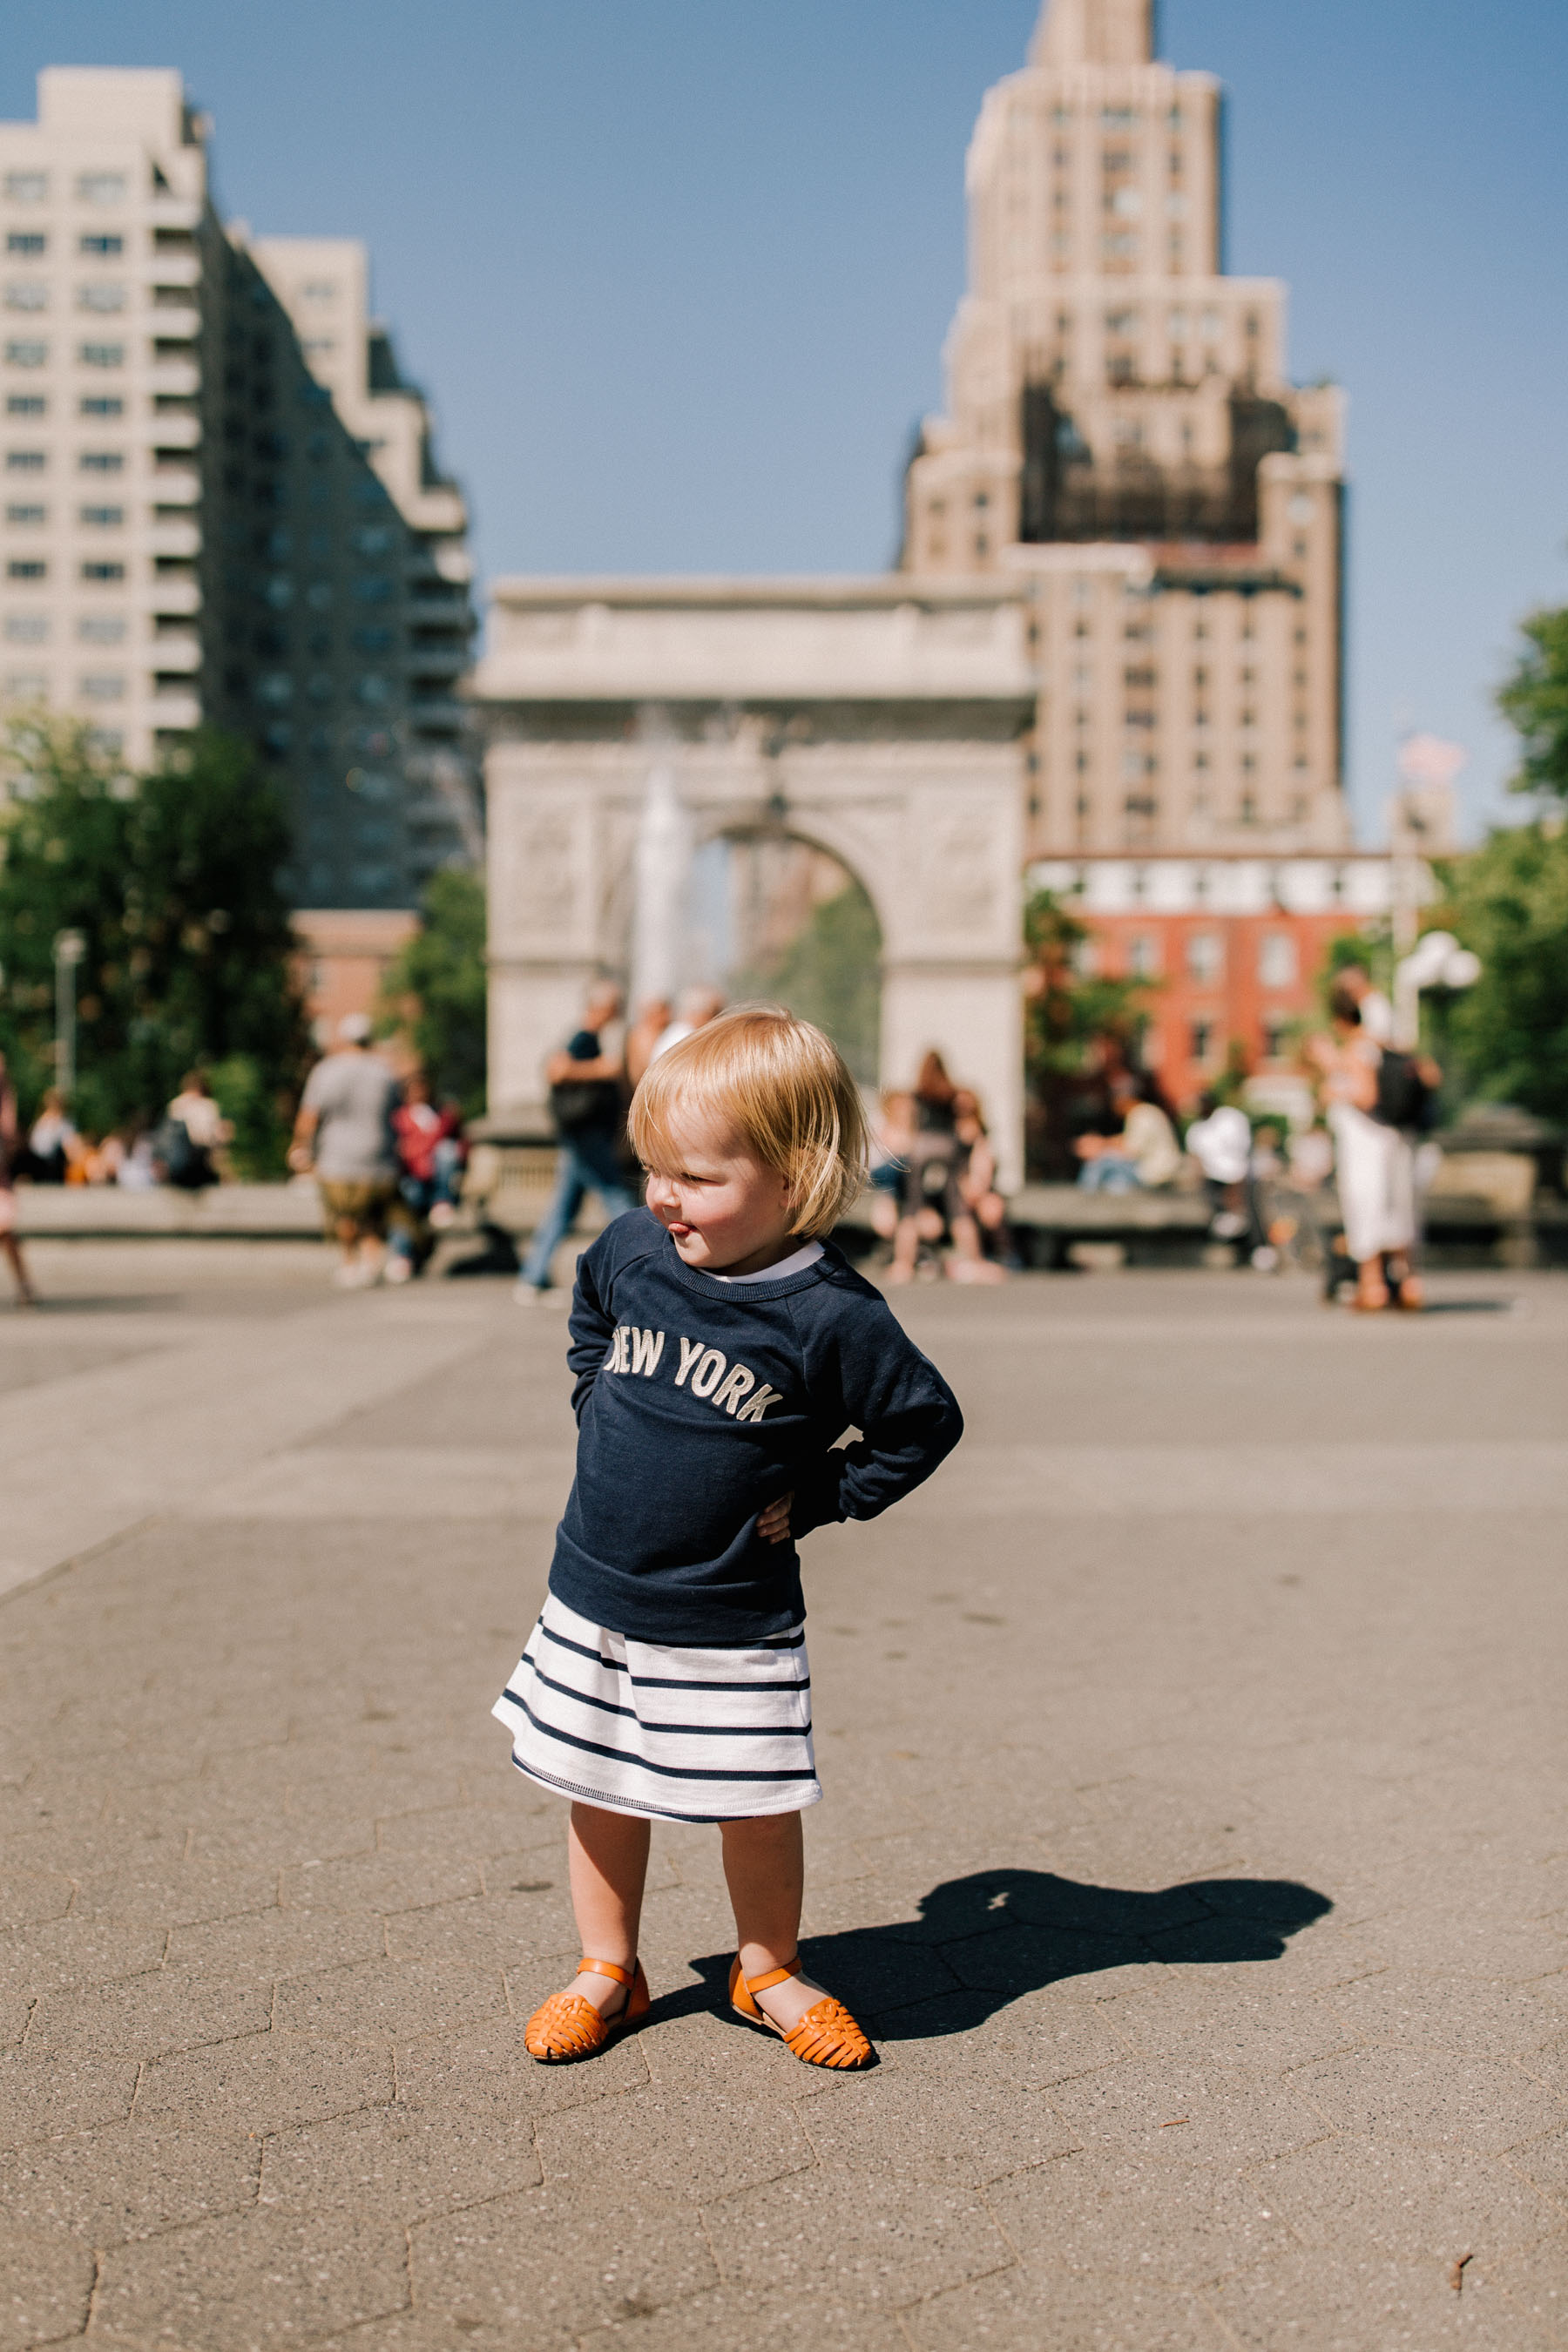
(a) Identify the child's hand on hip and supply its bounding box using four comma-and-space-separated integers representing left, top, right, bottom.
757, 1491, 794, 1544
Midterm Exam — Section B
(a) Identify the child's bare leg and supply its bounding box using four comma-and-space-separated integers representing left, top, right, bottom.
565, 1801, 651, 2015
721, 1810, 827, 2033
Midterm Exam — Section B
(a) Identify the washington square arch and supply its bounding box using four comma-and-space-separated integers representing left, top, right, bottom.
475, 579, 1032, 1184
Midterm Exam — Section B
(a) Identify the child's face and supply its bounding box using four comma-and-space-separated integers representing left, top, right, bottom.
643, 1110, 796, 1275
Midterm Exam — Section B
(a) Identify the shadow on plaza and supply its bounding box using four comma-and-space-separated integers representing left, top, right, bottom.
670, 1869, 1333, 2045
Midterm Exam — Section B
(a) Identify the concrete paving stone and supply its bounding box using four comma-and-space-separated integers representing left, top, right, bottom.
1156, 1919, 1394, 1999
310, 2319, 523, 2352
260, 2098, 541, 2221
136, 2030, 395, 2134
1320, 1971, 1568, 2062
1289, 2046, 1568, 2156
392, 2016, 650, 2123
371, 1801, 552, 1864
0, 2117, 259, 2243
0, 1916, 168, 2004
279, 1850, 485, 1918
29, 1966, 273, 2065
0, 1869, 74, 1930
989, 2150, 1298, 2288
1508, 2122, 1568, 2201
95, 2208, 412, 2349
0, 1994, 30, 2053
1477, 2228, 1568, 2341
184, 1818, 382, 1875
167, 1904, 389, 1984
537, 2072, 814, 2204
410, 2183, 718, 2342
64, 1854, 280, 1927
795, 2068, 1078, 2186
1363, 1910, 1568, 1983
0, 2047, 139, 2144
1105, 1983, 1353, 2072
706, 2162, 1012, 2308
940, 1921, 1150, 2002
1204, 2242, 1525, 2350
273, 1955, 508, 2044
1049, 2058, 1326, 2166
902, 2262, 1230, 2351
573, 2278, 910, 2352
382, 1892, 577, 1971
0, 2211, 96, 2352
1254, 2135, 1567, 2267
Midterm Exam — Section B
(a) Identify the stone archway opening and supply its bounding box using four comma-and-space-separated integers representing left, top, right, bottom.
685, 829, 882, 1089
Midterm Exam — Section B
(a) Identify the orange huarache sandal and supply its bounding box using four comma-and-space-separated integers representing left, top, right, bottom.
524, 1956, 650, 2064
728, 1954, 873, 2069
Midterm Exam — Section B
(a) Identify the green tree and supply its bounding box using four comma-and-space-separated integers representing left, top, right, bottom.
1497, 605, 1568, 803
0, 720, 310, 1162
379, 866, 487, 1115
751, 881, 882, 1089
1438, 822, 1568, 1121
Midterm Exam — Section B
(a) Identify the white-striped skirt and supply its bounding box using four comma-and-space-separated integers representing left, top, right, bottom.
492, 1593, 821, 1824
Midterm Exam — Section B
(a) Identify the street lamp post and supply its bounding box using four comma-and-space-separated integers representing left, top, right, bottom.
1392, 929, 1480, 1051
53, 929, 86, 1101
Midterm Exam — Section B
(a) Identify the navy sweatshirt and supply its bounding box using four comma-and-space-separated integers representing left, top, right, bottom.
548, 1209, 963, 1645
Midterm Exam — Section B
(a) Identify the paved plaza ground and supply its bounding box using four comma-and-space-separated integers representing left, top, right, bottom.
3, 1240, 1568, 2351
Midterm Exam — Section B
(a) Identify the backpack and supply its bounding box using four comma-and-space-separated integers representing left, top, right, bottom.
1372, 1051, 1435, 1132
548, 1078, 621, 1139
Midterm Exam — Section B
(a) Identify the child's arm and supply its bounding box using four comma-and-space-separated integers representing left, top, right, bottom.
790, 1314, 963, 1536
564, 1242, 617, 1422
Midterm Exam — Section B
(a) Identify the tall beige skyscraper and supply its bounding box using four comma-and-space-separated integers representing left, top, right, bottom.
903, 0, 1348, 862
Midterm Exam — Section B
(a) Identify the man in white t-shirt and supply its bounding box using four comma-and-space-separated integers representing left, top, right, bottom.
289, 1015, 402, 1288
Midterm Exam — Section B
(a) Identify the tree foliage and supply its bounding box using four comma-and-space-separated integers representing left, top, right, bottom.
740, 880, 882, 1089
1497, 605, 1568, 803
0, 720, 310, 1163
1438, 821, 1568, 1122
1022, 889, 1151, 1173
379, 866, 487, 1116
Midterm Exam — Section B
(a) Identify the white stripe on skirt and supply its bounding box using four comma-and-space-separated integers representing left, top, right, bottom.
492, 1592, 822, 1823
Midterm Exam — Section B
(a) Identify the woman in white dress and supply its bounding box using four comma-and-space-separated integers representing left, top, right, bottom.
1307, 984, 1422, 1313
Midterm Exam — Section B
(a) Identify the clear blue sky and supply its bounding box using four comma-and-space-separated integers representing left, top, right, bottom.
8, 0, 1567, 842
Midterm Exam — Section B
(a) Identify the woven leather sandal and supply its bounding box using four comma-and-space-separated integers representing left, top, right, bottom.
728, 1954, 873, 2069
524, 1957, 650, 2064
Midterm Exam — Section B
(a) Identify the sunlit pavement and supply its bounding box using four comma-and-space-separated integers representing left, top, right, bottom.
3, 1244, 1567, 2350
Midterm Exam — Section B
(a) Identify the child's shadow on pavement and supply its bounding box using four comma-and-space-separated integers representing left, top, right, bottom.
678, 1868, 1333, 2044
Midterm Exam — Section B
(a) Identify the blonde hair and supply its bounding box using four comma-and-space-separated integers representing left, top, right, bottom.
628, 1005, 868, 1239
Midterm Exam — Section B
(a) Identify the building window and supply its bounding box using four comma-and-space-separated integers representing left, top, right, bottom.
3, 672, 47, 699
4, 174, 48, 203
1126, 933, 1160, 977
7, 559, 47, 579
1259, 934, 1298, 989
79, 450, 123, 470
4, 341, 48, 368
80, 395, 122, 416
79, 674, 125, 700
77, 173, 127, 205
79, 561, 124, 581
78, 343, 125, 368
7, 394, 45, 415
1190, 1019, 1213, 1064
6, 233, 46, 257
5, 449, 44, 470
78, 615, 124, 642
1186, 932, 1223, 983
79, 234, 123, 256
79, 504, 123, 525
4, 614, 47, 641
77, 284, 126, 313
1262, 1016, 1291, 1062
5, 502, 45, 524
4, 282, 48, 313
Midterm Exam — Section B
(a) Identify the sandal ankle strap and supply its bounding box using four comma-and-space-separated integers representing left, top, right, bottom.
576, 1956, 637, 1986
743, 1956, 801, 1996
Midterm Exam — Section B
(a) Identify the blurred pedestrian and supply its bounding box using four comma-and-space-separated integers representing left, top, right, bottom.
1307, 983, 1423, 1312
27, 1090, 81, 1184
1073, 1070, 1182, 1193
1335, 963, 1396, 1044
517, 981, 636, 1300
0, 1051, 37, 1306
945, 1089, 1009, 1283
625, 996, 673, 1091
159, 1070, 231, 1190
289, 1013, 402, 1289
650, 983, 725, 1064
867, 1090, 915, 1247
386, 1071, 465, 1284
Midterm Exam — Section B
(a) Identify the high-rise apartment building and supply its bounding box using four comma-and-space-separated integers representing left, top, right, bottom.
903, 0, 1348, 868
0, 68, 476, 914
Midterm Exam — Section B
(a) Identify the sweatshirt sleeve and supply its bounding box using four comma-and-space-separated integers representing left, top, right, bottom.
790, 1295, 963, 1537
566, 1233, 618, 1423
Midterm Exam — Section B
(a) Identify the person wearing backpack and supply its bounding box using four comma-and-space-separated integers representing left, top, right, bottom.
516, 982, 638, 1301
1308, 983, 1429, 1312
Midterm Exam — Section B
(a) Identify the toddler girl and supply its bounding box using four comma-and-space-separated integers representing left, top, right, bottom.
494, 1007, 963, 2069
